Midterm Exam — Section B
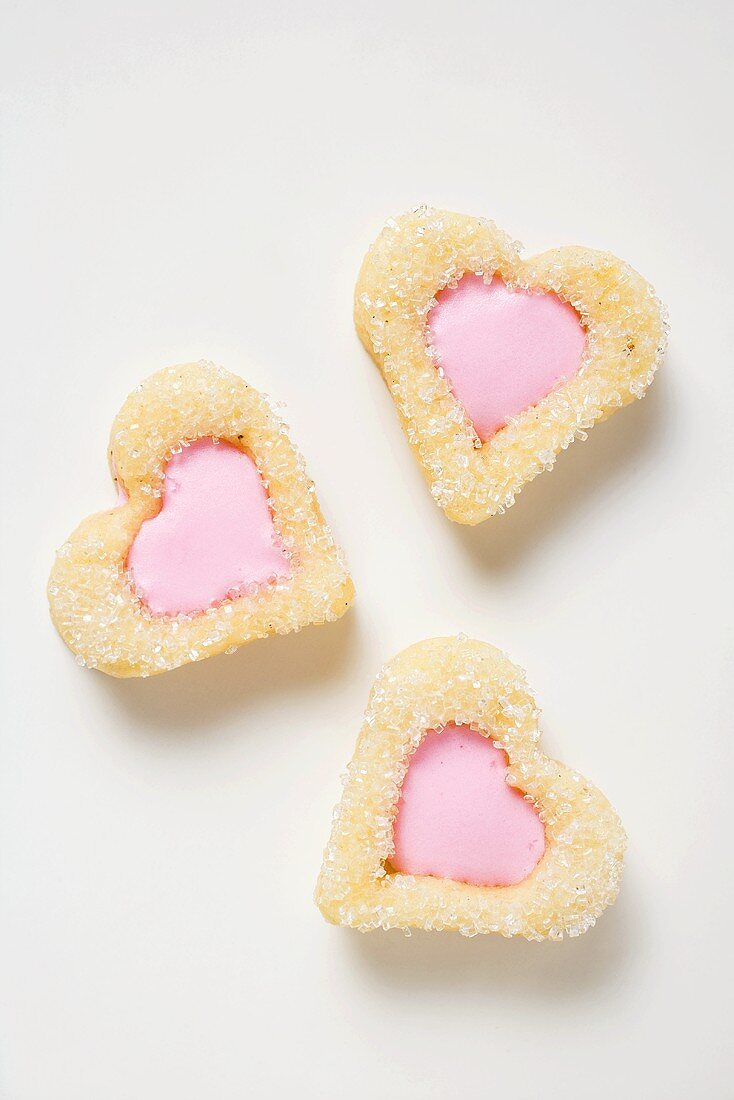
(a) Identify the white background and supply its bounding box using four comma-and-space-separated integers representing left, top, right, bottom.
1, 3, 732, 1097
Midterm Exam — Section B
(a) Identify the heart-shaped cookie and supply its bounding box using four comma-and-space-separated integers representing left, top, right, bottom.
315, 637, 626, 938
355, 207, 667, 524
48, 361, 354, 677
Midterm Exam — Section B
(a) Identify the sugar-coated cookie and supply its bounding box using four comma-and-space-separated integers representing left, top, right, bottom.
355, 207, 667, 524
316, 637, 625, 938
48, 361, 354, 677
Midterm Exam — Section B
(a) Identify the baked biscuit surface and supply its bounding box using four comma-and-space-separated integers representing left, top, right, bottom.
355, 207, 667, 524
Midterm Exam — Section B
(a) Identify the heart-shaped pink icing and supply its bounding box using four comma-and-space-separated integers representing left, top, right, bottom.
127, 438, 289, 616
391, 723, 545, 887
427, 274, 586, 441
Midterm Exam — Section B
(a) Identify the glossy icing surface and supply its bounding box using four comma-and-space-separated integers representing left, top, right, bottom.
128, 438, 289, 615
391, 723, 545, 887
428, 274, 586, 440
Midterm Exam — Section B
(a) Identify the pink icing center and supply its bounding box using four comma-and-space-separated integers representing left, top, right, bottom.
127, 438, 289, 616
427, 274, 586, 441
391, 723, 545, 887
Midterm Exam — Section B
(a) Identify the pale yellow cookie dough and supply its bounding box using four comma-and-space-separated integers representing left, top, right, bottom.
48, 361, 354, 677
355, 207, 667, 524
316, 636, 626, 938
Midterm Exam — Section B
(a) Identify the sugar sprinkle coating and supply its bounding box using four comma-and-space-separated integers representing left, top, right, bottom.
48, 361, 354, 677
316, 636, 626, 939
355, 207, 667, 524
